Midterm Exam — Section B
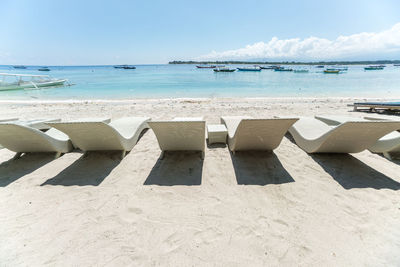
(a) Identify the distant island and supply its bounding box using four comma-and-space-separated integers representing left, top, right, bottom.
169, 60, 400, 65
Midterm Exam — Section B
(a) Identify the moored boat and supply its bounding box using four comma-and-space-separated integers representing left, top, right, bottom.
274, 67, 293, 72
13, 65, 27, 69
316, 65, 324, 68
293, 69, 309, 73
237, 66, 261, 71
38, 67, 50, 71
364, 65, 384, 70
324, 69, 340, 74
213, 67, 236, 72
114, 65, 136, 69
0, 73, 67, 91
260, 65, 280, 70
196, 65, 217, 69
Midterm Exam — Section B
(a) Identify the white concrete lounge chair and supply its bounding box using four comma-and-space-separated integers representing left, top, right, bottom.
220, 116, 298, 153
0, 122, 72, 159
48, 117, 150, 158
288, 116, 400, 154
315, 115, 400, 159
148, 117, 206, 159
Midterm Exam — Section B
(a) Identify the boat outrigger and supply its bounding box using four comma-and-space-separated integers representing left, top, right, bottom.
0, 73, 68, 91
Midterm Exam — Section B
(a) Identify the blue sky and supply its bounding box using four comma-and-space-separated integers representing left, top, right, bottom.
1, 0, 400, 65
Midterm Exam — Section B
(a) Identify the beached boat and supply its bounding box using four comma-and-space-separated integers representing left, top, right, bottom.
0, 73, 67, 91
213, 67, 236, 72
114, 65, 136, 69
237, 67, 261, 71
196, 65, 217, 69
293, 69, 309, 73
274, 67, 293, 72
364, 66, 384, 70
324, 69, 340, 74
38, 67, 50, 71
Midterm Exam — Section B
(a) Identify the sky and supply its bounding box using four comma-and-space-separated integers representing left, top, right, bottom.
1, 0, 400, 65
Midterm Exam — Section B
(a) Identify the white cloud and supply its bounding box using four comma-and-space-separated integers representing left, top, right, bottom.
197, 23, 400, 61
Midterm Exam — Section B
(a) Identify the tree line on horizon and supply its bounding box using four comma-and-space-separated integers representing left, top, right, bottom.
169, 60, 400, 65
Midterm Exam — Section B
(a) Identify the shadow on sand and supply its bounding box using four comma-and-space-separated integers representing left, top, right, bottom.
311, 154, 400, 190
230, 151, 294, 185
0, 153, 55, 187
144, 151, 203, 186
41, 152, 121, 186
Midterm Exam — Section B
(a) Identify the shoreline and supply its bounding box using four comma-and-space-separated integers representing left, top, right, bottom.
0, 96, 399, 105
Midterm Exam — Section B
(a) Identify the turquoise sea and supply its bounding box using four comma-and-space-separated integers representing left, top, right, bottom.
0, 64, 400, 100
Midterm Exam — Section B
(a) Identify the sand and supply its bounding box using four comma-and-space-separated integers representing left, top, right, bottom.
0, 97, 399, 266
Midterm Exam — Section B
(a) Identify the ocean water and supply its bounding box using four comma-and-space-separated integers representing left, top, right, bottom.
0, 64, 400, 100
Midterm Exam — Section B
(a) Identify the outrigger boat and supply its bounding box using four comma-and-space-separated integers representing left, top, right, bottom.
196, 65, 218, 69
13, 65, 27, 69
364, 65, 384, 70
260, 65, 280, 70
0, 73, 67, 91
274, 67, 293, 72
237, 66, 261, 71
213, 67, 236, 72
324, 69, 340, 74
38, 67, 50, 71
114, 65, 136, 69
293, 69, 309, 73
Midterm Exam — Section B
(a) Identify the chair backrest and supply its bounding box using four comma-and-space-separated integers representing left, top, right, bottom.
148, 121, 205, 151
231, 118, 298, 151
316, 121, 400, 153
48, 122, 124, 151
0, 124, 64, 152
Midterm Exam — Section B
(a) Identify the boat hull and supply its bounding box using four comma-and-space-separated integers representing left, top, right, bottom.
214, 69, 235, 72
324, 70, 340, 74
0, 79, 67, 91
237, 68, 261, 71
364, 67, 384, 70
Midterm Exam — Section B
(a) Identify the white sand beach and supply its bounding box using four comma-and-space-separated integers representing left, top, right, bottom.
0, 97, 399, 266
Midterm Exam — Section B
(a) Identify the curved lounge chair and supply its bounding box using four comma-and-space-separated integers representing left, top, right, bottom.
315, 115, 400, 158
0, 123, 72, 159
220, 116, 298, 153
288, 116, 400, 153
48, 117, 150, 158
148, 117, 206, 159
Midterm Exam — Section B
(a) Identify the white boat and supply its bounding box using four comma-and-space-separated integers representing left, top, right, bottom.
0, 73, 67, 91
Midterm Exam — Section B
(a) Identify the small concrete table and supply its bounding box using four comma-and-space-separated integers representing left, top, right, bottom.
207, 124, 228, 144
